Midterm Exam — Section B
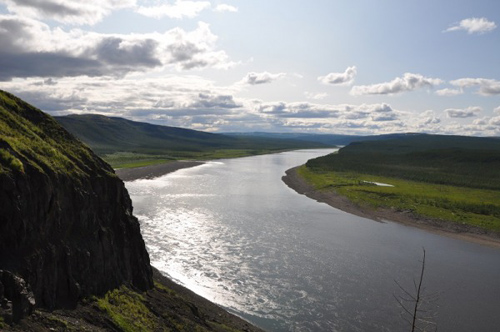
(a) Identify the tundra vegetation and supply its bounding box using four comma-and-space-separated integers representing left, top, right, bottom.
301, 135, 500, 232
55, 114, 330, 168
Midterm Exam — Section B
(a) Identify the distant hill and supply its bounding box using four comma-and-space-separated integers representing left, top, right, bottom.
223, 131, 425, 146
306, 134, 500, 190
55, 115, 329, 156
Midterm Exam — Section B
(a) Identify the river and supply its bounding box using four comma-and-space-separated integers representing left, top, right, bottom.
126, 149, 500, 331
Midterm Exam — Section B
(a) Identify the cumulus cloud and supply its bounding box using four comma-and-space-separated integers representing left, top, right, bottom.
445, 106, 481, 118
240, 72, 286, 85
2, 75, 246, 125
184, 92, 240, 109
0, 16, 233, 80
318, 66, 357, 85
0, 0, 134, 25
490, 116, 500, 126
304, 92, 328, 100
450, 78, 500, 96
214, 4, 238, 12
136, 0, 211, 19
495, 106, 500, 114
418, 110, 441, 127
435, 88, 463, 96
444, 17, 497, 34
350, 73, 442, 95
255, 101, 399, 123
2, 73, 491, 135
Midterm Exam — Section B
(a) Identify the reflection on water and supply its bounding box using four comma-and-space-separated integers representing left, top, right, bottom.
126, 150, 500, 332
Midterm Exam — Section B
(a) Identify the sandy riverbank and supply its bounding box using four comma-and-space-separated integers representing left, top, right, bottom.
282, 166, 500, 249
115, 160, 204, 181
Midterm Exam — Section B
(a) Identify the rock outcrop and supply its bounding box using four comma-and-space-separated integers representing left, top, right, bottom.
0, 90, 153, 323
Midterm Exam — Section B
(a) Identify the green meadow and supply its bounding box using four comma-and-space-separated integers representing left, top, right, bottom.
297, 166, 500, 232
299, 135, 500, 233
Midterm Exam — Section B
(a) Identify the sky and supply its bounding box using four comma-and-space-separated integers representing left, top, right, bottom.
1, 0, 500, 136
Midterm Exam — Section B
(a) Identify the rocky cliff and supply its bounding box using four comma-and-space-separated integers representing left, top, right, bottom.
0, 90, 153, 323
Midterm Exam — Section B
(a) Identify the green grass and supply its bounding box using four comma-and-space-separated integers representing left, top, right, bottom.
306, 135, 500, 190
103, 152, 175, 168
0, 149, 24, 173
96, 286, 158, 332
0, 90, 111, 178
298, 165, 500, 232
104, 149, 293, 169
153, 281, 176, 296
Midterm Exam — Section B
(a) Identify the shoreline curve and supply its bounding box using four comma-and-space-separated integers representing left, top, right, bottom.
115, 160, 204, 181
282, 166, 500, 249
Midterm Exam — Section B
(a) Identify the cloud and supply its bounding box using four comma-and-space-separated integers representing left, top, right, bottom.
304, 92, 328, 100
444, 17, 497, 34
350, 73, 442, 95
495, 106, 500, 114
136, 0, 211, 19
184, 92, 240, 109
214, 4, 238, 12
450, 78, 500, 96
240, 72, 286, 85
2, 73, 492, 135
256, 101, 346, 119
490, 116, 500, 126
445, 106, 481, 118
255, 101, 399, 122
418, 110, 441, 127
0, 16, 233, 80
318, 66, 357, 85
435, 88, 463, 96
1, 0, 134, 25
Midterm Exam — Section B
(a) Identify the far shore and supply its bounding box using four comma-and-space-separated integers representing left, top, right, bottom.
115, 160, 204, 181
282, 166, 500, 249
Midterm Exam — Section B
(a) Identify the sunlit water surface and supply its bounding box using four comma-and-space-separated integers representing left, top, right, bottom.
126, 150, 500, 332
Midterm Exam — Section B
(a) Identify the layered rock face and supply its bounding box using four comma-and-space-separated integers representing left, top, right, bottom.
0, 91, 153, 322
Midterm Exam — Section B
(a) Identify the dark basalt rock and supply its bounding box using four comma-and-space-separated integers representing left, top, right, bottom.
0, 90, 153, 322
0, 270, 35, 323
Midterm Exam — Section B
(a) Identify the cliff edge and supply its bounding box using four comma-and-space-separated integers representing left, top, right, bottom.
0, 90, 153, 323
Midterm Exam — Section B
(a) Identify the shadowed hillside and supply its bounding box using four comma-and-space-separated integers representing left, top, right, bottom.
306, 134, 500, 190
56, 114, 329, 156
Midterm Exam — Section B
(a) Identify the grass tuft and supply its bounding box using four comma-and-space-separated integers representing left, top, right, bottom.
96, 286, 158, 332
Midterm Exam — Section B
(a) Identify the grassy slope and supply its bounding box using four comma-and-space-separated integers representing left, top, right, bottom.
301, 135, 500, 232
0, 91, 109, 177
306, 134, 500, 190
5, 268, 262, 332
55, 114, 329, 168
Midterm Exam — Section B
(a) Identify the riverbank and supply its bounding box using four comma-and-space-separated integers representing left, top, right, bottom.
6, 267, 263, 332
282, 166, 500, 249
115, 160, 204, 181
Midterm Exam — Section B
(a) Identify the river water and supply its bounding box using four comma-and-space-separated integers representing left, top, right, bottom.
126, 149, 500, 332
